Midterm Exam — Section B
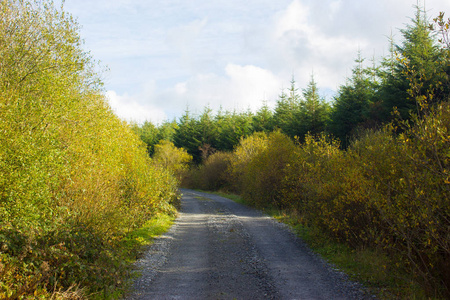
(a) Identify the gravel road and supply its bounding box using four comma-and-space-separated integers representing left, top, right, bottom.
126, 189, 374, 300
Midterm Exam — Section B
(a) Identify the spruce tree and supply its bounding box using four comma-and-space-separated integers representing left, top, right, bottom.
330, 53, 379, 147
299, 75, 330, 140
273, 78, 302, 139
379, 6, 443, 119
173, 108, 202, 162
252, 102, 274, 133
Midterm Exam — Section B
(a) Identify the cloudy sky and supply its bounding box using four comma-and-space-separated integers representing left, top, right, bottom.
61, 0, 450, 124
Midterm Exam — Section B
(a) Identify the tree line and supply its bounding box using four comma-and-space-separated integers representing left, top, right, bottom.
134, 6, 449, 162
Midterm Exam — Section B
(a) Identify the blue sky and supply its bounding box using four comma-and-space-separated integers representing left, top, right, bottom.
61, 0, 450, 124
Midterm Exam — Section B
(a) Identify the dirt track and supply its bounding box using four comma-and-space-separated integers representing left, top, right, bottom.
127, 189, 373, 300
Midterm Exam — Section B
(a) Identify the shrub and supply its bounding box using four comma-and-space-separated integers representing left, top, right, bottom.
354, 105, 450, 296
280, 134, 377, 246
195, 151, 233, 191
346, 104, 450, 297
228, 131, 269, 194
239, 130, 296, 208
152, 140, 193, 182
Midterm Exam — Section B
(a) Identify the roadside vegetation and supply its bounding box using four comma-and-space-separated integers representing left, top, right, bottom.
0, 1, 183, 298
2, 0, 449, 298
135, 7, 450, 299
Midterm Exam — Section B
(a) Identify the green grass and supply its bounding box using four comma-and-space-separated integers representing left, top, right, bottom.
213, 191, 427, 300
101, 213, 175, 299
208, 191, 247, 205
124, 214, 175, 249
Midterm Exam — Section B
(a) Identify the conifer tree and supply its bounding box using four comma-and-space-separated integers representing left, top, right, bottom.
429, 12, 450, 103
131, 121, 159, 155
379, 6, 443, 119
299, 75, 330, 139
273, 78, 302, 139
156, 120, 178, 142
197, 106, 219, 159
173, 108, 202, 162
330, 53, 379, 147
252, 102, 275, 133
215, 110, 253, 151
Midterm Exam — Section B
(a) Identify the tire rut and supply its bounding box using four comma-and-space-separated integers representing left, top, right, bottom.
126, 189, 373, 300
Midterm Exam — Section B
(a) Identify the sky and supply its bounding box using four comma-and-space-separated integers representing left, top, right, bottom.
60, 0, 450, 124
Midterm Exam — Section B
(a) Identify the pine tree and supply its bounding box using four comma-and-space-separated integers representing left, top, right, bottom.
131, 121, 158, 155
173, 108, 202, 162
429, 11, 450, 103
156, 120, 178, 142
215, 110, 253, 151
273, 77, 302, 139
299, 75, 330, 139
197, 106, 219, 159
330, 53, 379, 147
379, 6, 443, 119
252, 101, 274, 133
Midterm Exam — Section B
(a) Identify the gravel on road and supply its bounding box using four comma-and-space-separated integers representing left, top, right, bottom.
126, 189, 374, 300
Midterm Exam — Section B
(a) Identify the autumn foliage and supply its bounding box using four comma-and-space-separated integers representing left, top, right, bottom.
0, 1, 178, 298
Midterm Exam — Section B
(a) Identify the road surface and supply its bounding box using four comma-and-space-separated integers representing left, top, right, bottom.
127, 189, 372, 300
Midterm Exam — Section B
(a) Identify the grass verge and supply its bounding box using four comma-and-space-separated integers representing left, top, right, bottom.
114, 213, 175, 299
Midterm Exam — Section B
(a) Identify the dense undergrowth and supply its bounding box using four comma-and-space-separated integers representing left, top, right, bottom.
0, 1, 179, 298
184, 102, 450, 299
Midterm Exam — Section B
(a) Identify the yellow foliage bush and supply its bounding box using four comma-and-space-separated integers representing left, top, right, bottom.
152, 139, 193, 182
223, 115, 449, 296
281, 114, 449, 296
228, 131, 269, 194
233, 130, 296, 208
351, 105, 450, 295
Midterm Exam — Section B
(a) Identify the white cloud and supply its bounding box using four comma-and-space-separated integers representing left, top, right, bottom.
175, 82, 187, 95
269, 0, 366, 89
274, 0, 310, 38
225, 64, 282, 111
329, 0, 342, 18
166, 18, 208, 52
104, 64, 281, 123
61, 0, 450, 124
106, 90, 167, 124
186, 64, 280, 113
